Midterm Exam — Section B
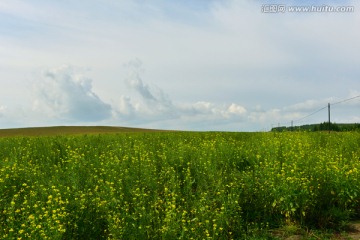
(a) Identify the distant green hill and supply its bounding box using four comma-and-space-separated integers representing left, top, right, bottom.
0, 126, 167, 137
271, 122, 360, 132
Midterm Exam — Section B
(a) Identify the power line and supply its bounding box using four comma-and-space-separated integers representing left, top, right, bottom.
294, 95, 360, 124
292, 106, 327, 124
331, 94, 360, 106
276, 105, 327, 127
270, 94, 360, 129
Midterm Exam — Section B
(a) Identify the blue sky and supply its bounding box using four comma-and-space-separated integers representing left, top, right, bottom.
0, 0, 359, 131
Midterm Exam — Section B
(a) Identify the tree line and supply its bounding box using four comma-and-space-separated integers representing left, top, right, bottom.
271, 122, 360, 132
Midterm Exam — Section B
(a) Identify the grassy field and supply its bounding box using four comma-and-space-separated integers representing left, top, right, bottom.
1, 129, 360, 239
0, 126, 166, 138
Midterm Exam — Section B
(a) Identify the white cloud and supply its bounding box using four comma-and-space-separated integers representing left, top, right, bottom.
227, 103, 247, 116
32, 66, 112, 122
24, 62, 359, 131
121, 60, 177, 120
180, 102, 247, 120
116, 96, 135, 118
109, 61, 249, 128
0, 1, 359, 131
247, 91, 360, 130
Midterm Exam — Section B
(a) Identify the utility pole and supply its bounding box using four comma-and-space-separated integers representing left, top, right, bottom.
328, 103, 330, 133
291, 120, 293, 131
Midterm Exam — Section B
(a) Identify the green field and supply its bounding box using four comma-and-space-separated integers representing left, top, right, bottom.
1, 129, 360, 239
0, 126, 166, 138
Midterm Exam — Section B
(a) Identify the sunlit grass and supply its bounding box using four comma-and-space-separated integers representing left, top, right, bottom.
1, 131, 359, 239
0, 126, 167, 137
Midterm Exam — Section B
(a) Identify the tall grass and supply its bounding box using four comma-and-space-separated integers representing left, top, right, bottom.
1, 132, 360, 239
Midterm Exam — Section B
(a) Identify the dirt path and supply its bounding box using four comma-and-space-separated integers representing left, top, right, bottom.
278, 221, 360, 240
344, 222, 360, 240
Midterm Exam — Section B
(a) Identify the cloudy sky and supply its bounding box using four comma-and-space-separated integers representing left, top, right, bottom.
0, 0, 359, 131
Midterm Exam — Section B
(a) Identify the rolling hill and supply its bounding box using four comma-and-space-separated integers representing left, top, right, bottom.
0, 126, 166, 137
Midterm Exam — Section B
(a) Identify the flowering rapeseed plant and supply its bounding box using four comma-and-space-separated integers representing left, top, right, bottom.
0, 132, 359, 238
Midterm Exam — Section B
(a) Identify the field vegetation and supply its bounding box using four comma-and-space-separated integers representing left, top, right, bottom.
1, 129, 360, 239
272, 122, 360, 132
0, 126, 164, 138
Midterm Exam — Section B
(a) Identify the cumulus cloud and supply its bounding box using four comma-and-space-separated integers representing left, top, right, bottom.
247, 90, 360, 130
227, 103, 247, 116
26, 62, 357, 131
33, 66, 112, 122
284, 92, 360, 114
119, 59, 177, 120
181, 102, 247, 119
117, 96, 135, 118
111, 60, 248, 128
125, 59, 155, 101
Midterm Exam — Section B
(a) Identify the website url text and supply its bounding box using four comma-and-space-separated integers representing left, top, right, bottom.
261, 5, 355, 13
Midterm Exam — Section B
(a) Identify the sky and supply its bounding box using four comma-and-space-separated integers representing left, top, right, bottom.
0, 0, 359, 131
